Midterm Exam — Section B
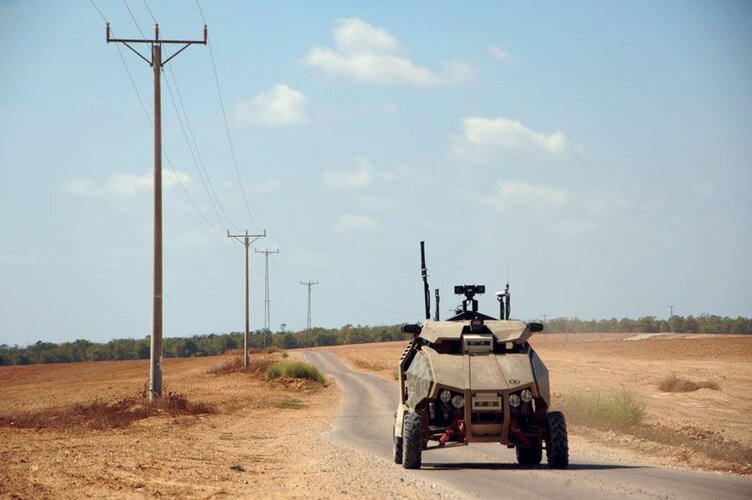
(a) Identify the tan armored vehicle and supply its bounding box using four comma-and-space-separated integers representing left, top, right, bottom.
393, 243, 568, 469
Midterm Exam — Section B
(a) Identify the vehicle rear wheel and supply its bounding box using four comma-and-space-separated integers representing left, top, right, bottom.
401, 412, 422, 469
516, 439, 542, 466
546, 411, 569, 469
393, 415, 403, 464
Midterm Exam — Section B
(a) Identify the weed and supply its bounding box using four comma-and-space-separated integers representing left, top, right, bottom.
265, 361, 325, 384
274, 399, 307, 410
0, 392, 215, 430
559, 390, 644, 429
657, 373, 720, 393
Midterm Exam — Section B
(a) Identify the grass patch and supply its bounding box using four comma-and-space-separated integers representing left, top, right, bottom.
274, 398, 307, 410
657, 373, 720, 392
559, 390, 644, 429
265, 361, 325, 384
0, 391, 215, 430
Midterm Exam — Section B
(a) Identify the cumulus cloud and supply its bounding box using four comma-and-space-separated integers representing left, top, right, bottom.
451, 116, 580, 163
487, 45, 509, 62
63, 170, 190, 199
232, 84, 309, 127
468, 180, 570, 210
335, 213, 384, 234
302, 18, 473, 86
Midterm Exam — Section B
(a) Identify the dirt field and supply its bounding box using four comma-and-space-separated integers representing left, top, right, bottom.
0, 353, 448, 498
323, 334, 752, 475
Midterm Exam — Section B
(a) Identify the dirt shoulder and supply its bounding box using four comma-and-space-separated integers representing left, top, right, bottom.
321, 336, 752, 475
0, 353, 452, 498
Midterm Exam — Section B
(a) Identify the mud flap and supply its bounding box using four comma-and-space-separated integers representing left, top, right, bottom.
394, 403, 407, 438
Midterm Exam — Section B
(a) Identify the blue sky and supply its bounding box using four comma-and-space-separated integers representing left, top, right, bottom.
1, 1, 750, 346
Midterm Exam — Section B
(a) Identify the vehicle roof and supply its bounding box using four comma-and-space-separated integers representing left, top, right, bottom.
419, 319, 532, 344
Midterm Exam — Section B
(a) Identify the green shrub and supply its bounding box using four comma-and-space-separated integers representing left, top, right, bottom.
559, 390, 645, 429
265, 361, 325, 383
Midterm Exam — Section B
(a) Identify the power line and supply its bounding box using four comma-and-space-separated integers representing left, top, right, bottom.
141, 0, 158, 24
195, 0, 260, 231
165, 65, 240, 231
89, 0, 108, 23
162, 70, 227, 231
121, 0, 146, 39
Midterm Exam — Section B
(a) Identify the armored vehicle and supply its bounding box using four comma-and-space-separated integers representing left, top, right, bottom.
393, 242, 568, 469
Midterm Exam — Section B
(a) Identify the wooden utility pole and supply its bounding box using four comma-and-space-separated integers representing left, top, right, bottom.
300, 280, 320, 344
228, 230, 266, 370
106, 23, 206, 402
254, 248, 279, 346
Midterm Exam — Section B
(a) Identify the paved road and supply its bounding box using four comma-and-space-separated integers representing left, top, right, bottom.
305, 350, 752, 499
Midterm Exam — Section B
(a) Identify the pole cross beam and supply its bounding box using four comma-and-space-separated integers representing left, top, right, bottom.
106, 23, 208, 67
105, 23, 206, 402
228, 230, 267, 371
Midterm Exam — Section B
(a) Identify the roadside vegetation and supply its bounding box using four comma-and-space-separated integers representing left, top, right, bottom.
2, 314, 750, 366
558, 390, 645, 429
0, 390, 215, 430
657, 373, 720, 392
265, 361, 325, 384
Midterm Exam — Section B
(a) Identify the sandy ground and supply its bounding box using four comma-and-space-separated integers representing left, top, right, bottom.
2, 335, 749, 498
321, 334, 752, 475
0, 353, 451, 498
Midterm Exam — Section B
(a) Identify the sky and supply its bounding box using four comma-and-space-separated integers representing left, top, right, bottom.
1, 1, 750, 346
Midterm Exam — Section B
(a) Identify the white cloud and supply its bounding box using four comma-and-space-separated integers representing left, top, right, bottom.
232, 84, 309, 127
469, 181, 570, 210
335, 213, 384, 234
451, 116, 580, 163
63, 170, 190, 199
323, 157, 374, 190
303, 18, 473, 86
487, 45, 509, 63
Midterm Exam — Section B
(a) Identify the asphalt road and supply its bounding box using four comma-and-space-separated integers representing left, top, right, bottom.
305, 350, 752, 499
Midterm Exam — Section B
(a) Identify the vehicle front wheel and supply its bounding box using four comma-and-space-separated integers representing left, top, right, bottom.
546, 411, 569, 469
401, 412, 422, 469
516, 439, 542, 466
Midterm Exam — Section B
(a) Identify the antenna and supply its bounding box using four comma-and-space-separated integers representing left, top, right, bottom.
420, 241, 431, 320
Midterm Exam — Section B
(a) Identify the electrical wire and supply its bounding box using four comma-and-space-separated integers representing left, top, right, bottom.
122, 0, 146, 39
195, 0, 261, 232
89, 0, 228, 233
141, 0, 158, 24
166, 65, 240, 231
162, 69, 227, 231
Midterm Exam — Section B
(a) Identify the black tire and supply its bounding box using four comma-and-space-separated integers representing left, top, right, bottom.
401, 412, 422, 469
393, 416, 403, 464
546, 411, 569, 469
516, 439, 542, 466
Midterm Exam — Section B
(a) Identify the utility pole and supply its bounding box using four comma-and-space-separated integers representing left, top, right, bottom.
300, 280, 320, 344
669, 304, 675, 333
106, 23, 207, 402
227, 230, 266, 370
255, 248, 279, 346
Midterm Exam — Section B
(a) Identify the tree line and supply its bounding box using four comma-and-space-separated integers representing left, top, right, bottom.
540, 314, 752, 335
0, 324, 408, 366
1, 315, 749, 366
